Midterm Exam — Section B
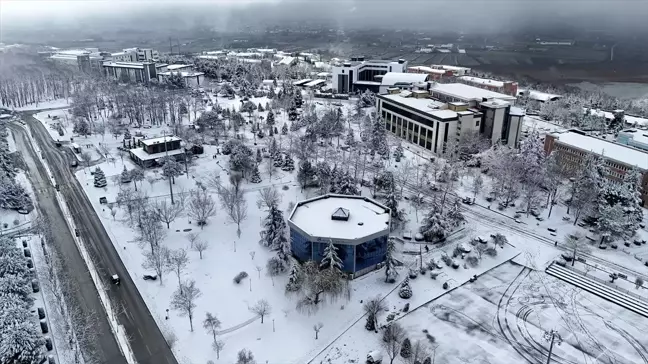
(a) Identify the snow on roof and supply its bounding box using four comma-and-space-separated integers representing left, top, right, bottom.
430, 83, 516, 102
288, 194, 390, 242
130, 147, 184, 161
166, 64, 192, 70
585, 108, 648, 127
262, 80, 275, 85
378, 93, 449, 116
102, 61, 145, 69
437, 49, 451, 53
316, 72, 331, 77
278, 56, 296, 65
304, 79, 326, 87
380, 72, 428, 86
518, 89, 562, 102
293, 79, 312, 86
139, 136, 181, 146
480, 99, 511, 109
551, 130, 648, 170
430, 65, 471, 72
408, 66, 447, 74
510, 106, 526, 116
429, 109, 459, 119
458, 76, 506, 88
158, 71, 204, 78
354, 80, 382, 86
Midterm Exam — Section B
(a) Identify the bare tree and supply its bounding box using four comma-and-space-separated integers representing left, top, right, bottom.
313, 322, 324, 339
188, 188, 217, 228
407, 340, 430, 364
218, 184, 248, 237
264, 158, 276, 179
130, 168, 145, 191
256, 187, 281, 210
207, 169, 222, 191
382, 323, 406, 364
153, 199, 183, 229
193, 239, 209, 259
186, 232, 199, 248
564, 233, 591, 266
80, 152, 92, 170
171, 280, 202, 331
167, 248, 189, 287
249, 299, 272, 323
363, 297, 388, 330
393, 159, 414, 197
212, 340, 225, 359
142, 245, 171, 285
236, 349, 255, 364
203, 312, 221, 343
138, 210, 167, 254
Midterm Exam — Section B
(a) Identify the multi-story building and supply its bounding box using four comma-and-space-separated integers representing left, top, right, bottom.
102, 61, 158, 83
377, 87, 524, 155
49, 48, 107, 72
457, 76, 518, 96
157, 71, 206, 88
617, 129, 648, 151
544, 130, 648, 206
332, 57, 408, 94
288, 194, 391, 278
129, 136, 184, 168
407, 66, 452, 80
429, 64, 471, 76
110, 48, 159, 62
429, 82, 518, 106
378, 72, 429, 94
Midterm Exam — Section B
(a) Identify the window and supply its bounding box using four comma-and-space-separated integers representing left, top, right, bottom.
476, 119, 480, 126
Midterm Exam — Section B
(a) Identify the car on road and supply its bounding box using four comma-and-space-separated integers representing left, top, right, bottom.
143, 274, 158, 281
70, 160, 78, 168
111, 274, 121, 285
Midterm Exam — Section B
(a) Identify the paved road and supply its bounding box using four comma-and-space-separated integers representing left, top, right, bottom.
17, 113, 178, 364
10, 124, 125, 364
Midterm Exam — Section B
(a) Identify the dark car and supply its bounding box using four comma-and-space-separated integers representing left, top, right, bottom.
143, 274, 158, 281
70, 160, 78, 168
111, 274, 121, 285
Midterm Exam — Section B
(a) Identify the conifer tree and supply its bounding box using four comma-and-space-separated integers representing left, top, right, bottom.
281, 123, 288, 135
266, 110, 275, 127
384, 238, 398, 282
250, 164, 262, 183
320, 240, 343, 271
120, 166, 132, 183
281, 154, 295, 171
94, 167, 107, 188
259, 204, 288, 250
398, 277, 413, 299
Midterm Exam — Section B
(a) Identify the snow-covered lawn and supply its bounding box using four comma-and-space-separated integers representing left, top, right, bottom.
2, 98, 71, 111
315, 262, 648, 364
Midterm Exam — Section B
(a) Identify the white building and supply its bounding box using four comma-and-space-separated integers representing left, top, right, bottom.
102, 61, 158, 83
332, 57, 408, 94
157, 71, 205, 88
379, 72, 429, 94
429, 64, 471, 76
429, 83, 517, 106
110, 48, 159, 62
457, 76, 518, 96
377, 88, 524, 154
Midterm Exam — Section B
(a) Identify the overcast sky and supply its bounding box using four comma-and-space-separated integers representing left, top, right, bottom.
2, 0, 647, 39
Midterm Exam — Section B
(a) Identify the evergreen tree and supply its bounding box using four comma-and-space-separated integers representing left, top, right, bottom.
256, 149, 262, 163
371, 115, 388, 157
281, 123, 288, 135
447, 198, 465, 227
257, 129, 265, 139
297, 160, 316, 190
0, 177, 33, 211
365, 313, 376, 331
384, 238, 398, 282
285, 258, 302, 292
257, 103, 264, 112
274, 126, 279, 135
120, 166, 132, 183
398, 277, 413, 299
268, 137, 279, 157
320, 240, 343, 271
400, 338, 412, 358
250, 164, 262, 183
385, 189, 406, 231
294, 91, 303, 108
266, 110, 275, 127
281, 154, 295, 171
345, 129, 355, 147
419, 205, 450, 241
94, 167, 107, 188
259, 204, 288, 250
394, 143, 404, 162
273, 153, 284, 167
288, 104, 298, 121
73, 118, 91, 136
124, 129, 132, 140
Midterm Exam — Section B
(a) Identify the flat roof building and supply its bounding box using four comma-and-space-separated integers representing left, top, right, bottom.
457, 76, 518, 96
102, 61, 158, 83
288, 194, 391, 278
545, 130, 648, 205
129, 136, 184, 168
332, 58, 408, 94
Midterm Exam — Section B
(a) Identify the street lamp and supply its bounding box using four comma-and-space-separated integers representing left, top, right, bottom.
543, 329, 563, 364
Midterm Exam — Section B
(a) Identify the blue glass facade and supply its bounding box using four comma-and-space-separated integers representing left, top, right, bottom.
290, 227, 388, 274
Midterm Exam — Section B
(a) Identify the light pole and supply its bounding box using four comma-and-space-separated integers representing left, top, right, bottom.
543, 329, 562, 364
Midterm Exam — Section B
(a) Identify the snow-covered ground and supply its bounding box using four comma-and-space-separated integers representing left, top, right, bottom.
2, 98, 72, 111
31, 87, 648, 364
315, 262, 647, 364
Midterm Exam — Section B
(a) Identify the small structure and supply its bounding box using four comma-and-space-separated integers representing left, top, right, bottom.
129, 135, 184, 168
157, 71, 205, 88
288, 194, 391, 278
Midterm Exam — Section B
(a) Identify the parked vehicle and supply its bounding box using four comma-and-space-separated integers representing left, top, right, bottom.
111, 274, 121, 285
143, 274, 158, 281
366, 350, 382, 364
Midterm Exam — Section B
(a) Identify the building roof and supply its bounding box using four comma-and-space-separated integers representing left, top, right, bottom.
304, 79, 326, 87
102, 61, 147, 69
379, 92, 446, 114
458, 76, 507, 88
510, 106, 526, 116
430, 83, 517, 102
429, 109, 459, 120
380, 72, 428, 86
278, 56, 296, 65
158, 71, 204, 78
316, 72, 331, 77
430, 64, 471, 72
130, 147, 184, 161
354, 80, 382, 86
551, 130, 648, 170
480, 100, 511, 109
139, 136, 181, 146
408, 66, 447, 74
518, 89, 562, 102
293, 79, 312, 86
167, 64, 192, 70
288, 194, 390, 242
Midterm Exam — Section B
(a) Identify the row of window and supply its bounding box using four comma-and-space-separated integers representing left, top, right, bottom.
384, 110, 437, 151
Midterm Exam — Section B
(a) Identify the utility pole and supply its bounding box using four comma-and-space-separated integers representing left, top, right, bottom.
543, 329, 562, 364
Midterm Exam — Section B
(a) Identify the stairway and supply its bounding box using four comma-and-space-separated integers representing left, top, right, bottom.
545, 262, 648, 318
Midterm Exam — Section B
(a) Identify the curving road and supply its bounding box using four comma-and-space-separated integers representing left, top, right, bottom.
15, 112, 178, 364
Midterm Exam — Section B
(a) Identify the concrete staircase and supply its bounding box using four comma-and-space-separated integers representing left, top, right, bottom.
545, 262, 648, 318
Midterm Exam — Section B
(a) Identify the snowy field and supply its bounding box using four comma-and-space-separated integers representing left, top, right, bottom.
29, 88, 648, 364
2, 98, 72, 111
315, 262, 648, 364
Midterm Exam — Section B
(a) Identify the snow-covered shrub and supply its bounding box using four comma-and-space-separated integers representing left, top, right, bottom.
233, 271, 249, 284
93, 167, 107, 188
440, 254, 452, 266
466, 255, 479, 268
266, 257, 285, 276
400, 338, 411, 358
403, 302, 410, 313
429, 271, 439, 280
408, 269, 418, 279
398, 277, 412, 299
485, 246, 498, 257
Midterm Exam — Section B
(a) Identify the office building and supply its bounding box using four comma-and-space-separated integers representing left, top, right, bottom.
102, 61, 158, 83
544, 130, 648, 205
288, 194, 391, 278
457, 76, 518, 96
332, 57, 408, 94
129, 136, 184, 168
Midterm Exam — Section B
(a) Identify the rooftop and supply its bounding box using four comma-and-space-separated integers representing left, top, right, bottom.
130, 147, 184, 161
551, 130, 648, 170
380, 72, 428, 86
288, 194, 390, 242
158, 71, 204, 78
430, 83, 517, 102
408, 66, 447, 74
379, 92, 446, 114
458, 76, 508, 88
166, 64, 192, 70
429, 109, 459, 120
430, 64, 471, 72
278, 56, 296, 65
139, 136, 182, 146
304, 79, 326, 87
518, 89, 562, 102
102, 61, 149, 69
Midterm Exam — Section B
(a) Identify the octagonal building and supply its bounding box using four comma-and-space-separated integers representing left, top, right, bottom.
287, 194, 391, 278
